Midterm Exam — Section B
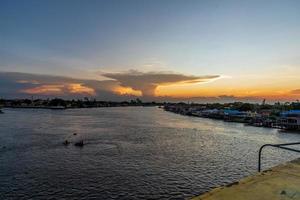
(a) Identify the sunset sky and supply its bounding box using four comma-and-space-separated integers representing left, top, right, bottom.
1, 0, 300, 102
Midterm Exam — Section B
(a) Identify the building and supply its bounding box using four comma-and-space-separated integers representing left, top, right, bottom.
279, 110, 300, 130
223, 109, 249, 122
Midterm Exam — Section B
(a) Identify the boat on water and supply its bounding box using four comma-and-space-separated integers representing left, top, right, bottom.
49, 106, 66, 110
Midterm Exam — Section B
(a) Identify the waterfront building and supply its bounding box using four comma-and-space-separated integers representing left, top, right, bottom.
279, 110, 300, 130
223, 109, 249, 122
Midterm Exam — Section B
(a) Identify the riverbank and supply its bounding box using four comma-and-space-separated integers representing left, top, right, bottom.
163, 105, 300, 132
0, 98, 162, 109
192, 158, 300, 200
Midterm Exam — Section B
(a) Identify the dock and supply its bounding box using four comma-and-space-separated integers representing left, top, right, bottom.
192, 158, 300, 200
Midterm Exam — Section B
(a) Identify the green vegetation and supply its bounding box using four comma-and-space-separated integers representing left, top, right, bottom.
0, 98, 162, 109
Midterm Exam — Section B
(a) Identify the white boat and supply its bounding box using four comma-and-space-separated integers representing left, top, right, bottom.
49, 106, 66, 110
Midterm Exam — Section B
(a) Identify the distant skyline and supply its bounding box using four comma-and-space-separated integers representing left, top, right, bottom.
1, 0, 300, 102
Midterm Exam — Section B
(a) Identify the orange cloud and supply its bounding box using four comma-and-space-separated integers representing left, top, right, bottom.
67, 84, 95, 95
113, 86, 142, 96
16, 80, 40, 84
291, 89, 300, 94
21, 83, 95, 96
21, 84, 64, 95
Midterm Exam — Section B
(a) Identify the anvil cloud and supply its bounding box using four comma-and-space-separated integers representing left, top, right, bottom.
101, 70, 220, 96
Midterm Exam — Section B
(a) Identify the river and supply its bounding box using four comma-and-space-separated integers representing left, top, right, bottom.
0, 107, 299, 199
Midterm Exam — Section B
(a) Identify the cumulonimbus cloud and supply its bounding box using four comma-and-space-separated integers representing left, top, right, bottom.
0, 70, 220, 100
101, 70, 220, 96
1, 71, 293, 103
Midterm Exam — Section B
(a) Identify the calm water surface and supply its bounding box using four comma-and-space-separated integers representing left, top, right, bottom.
0, 107, 300, 199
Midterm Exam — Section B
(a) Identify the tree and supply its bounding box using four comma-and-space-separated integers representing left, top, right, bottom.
49, 98, 66, 107
238, 103, 254, 111
136, 98, 142, 104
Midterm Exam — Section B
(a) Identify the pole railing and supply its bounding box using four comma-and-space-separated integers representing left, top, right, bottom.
258, 142, 300, 172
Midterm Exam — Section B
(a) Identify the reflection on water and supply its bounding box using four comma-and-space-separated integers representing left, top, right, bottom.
0, 107, 299, 199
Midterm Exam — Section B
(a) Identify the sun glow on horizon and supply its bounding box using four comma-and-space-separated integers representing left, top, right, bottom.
12, 67, 300, 102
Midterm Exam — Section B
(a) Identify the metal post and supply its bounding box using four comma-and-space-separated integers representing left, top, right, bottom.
258, 142, 300, 172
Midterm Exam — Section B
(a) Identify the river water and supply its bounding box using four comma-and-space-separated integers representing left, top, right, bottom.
0, 107, 300, 199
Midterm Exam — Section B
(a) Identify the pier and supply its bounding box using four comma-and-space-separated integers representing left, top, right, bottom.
192, 158, 300, 200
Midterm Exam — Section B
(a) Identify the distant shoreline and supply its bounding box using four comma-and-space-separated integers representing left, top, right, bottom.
163, 104, 300, 132
2, 105, 158, 110
0, 98, 163, 109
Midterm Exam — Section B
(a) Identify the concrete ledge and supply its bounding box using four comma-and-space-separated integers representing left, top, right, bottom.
192, 158, 300, 200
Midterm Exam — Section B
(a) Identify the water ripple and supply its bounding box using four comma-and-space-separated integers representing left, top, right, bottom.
0, 107, 300, 199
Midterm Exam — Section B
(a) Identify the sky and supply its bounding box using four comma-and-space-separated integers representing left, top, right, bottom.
1, 0, 300, 102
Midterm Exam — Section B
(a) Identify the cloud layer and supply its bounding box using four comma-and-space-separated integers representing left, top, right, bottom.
0, 71, 220, 101
0, 72, 119, 100
102, 70, 219, 96
2, 71, 298, 103
291, 89, 300, 94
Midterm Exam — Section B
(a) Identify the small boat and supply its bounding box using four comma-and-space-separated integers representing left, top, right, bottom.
74, 140, 84, 147
63, 140, 70, 145
49, 106, 66, 110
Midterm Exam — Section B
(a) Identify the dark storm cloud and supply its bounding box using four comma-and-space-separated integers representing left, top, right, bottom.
0, 72, 123, 99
